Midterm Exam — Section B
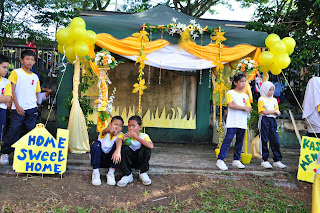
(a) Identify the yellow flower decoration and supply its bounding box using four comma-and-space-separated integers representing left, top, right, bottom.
212, 57, 225, 71
211, 31, 226, 45
132, 79, 147, 95
98, 106, 106, 111
132, 30, 149, 43
187, 25, 194, 30
136, 53, 148, 69
213, 81, 228, 93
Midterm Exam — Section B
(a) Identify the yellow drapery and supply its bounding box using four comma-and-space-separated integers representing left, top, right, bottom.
96, 34, 260, 62
96, 34, 170, 56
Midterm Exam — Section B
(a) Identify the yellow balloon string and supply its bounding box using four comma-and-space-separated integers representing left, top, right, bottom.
281, 72, 318, 139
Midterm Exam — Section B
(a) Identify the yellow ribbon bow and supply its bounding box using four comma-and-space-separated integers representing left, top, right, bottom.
213, 81, 228, 93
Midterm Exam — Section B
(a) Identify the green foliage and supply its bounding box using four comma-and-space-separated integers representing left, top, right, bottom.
118, 0, 269, 17
246, 0, 320, 82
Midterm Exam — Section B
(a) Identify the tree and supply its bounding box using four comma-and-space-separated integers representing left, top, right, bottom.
118, 0, 269, 17
246, 0, 320, 70
0, 0, 81, 49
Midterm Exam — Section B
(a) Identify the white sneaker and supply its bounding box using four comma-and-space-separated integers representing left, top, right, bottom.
273, 161, 287, 169
117, 174, 133, 187
216, 159, 228, 171
0, 154, 9, 165
232, 160, 245, 169
106, 173, 116, 186
139, 172, 152, 185
261, 161, 273, 169
91, 173, 101, 186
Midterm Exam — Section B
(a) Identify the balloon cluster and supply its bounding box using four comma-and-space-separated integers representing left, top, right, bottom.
56, 17, 97, 63
258, 34, 296, 75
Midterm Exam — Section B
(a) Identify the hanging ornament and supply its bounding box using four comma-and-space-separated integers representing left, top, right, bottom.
159, 31, 164, 84
148, 31, 152, 85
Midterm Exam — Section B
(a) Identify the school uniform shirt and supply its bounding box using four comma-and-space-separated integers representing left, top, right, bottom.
37, 92, 47, 105
226, 90, 251, 129
258, 96, 279, 118
8, 68, 41, 110
130, 132, 152, 151
98, 132, 124, 154
0, 76, 12, 109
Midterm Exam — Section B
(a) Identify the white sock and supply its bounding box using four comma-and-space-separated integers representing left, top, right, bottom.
93, 168, 100, 175
108, 169, 115, 175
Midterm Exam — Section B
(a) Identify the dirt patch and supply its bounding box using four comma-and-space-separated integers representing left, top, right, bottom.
0, 172, 312, 212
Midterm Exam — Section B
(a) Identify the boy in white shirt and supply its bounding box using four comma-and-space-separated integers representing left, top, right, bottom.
91, 116, 124, 186
0, 50, 41, 165
117, 115, 154, 187
0, 54, 12, 143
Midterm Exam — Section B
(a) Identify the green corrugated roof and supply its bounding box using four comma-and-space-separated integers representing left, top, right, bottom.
82, 5, 267, 47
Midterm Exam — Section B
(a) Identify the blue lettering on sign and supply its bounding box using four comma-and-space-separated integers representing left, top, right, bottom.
28, 135, 36, 146
43, 137, 56, 148
58, 137, 66, 149
58, 150, 65, 162
41, 151, 49, 161
29, 150, 42, 160
36, 136, 45, 146
42, 164, 52, 172
17, 149, 27, 160
50, 152, 57, 162
25, 162, 34, 171
34, 163, 42, 172
54, 164, 61, 173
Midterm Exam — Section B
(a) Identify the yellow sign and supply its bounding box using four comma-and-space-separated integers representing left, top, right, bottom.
12, 124, 69, 174
297, 136, 320, 183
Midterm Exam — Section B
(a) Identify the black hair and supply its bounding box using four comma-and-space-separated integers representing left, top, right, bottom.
21, 50, 36, 60
0, 54, 9, 64
111, 116, 124, 124
28, 36, 35, 42
128, 115, 142, 126
231, 73, 246, 89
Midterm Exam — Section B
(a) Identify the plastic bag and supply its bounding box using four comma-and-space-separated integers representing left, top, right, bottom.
251, 135, 262, 159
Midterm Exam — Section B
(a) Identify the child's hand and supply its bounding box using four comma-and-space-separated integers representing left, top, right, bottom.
244, 107, 252, 113
275, 110, 281, 116
16, 105, 25, 116
112, 150, 121, 164
125, 130, 138, 140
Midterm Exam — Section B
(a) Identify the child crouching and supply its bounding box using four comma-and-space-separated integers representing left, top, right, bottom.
90, 116, 124, 186
117, 115, 153, 187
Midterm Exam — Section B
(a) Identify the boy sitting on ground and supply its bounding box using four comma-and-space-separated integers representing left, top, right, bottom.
90, 116, 124, 186
117, 115, 154, 187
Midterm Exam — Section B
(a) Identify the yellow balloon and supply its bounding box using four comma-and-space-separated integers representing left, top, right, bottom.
265, 34, 280, 48
270, 40, 286, 56
74, 41, 89, 57
287, 48, 294, 55
270, 64, 282, 75
67, 55, 76, 63
70, 17, 86, 29
274, 53, 291, 69
259, 65, 270, 73
56, 28, 71, 45
71, 27, 87, 42
258, 51, 274, 67
57, 45, 64, 54
282, 37, 296, 52
65, 44, 76, 59
87, 30, 97, 45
